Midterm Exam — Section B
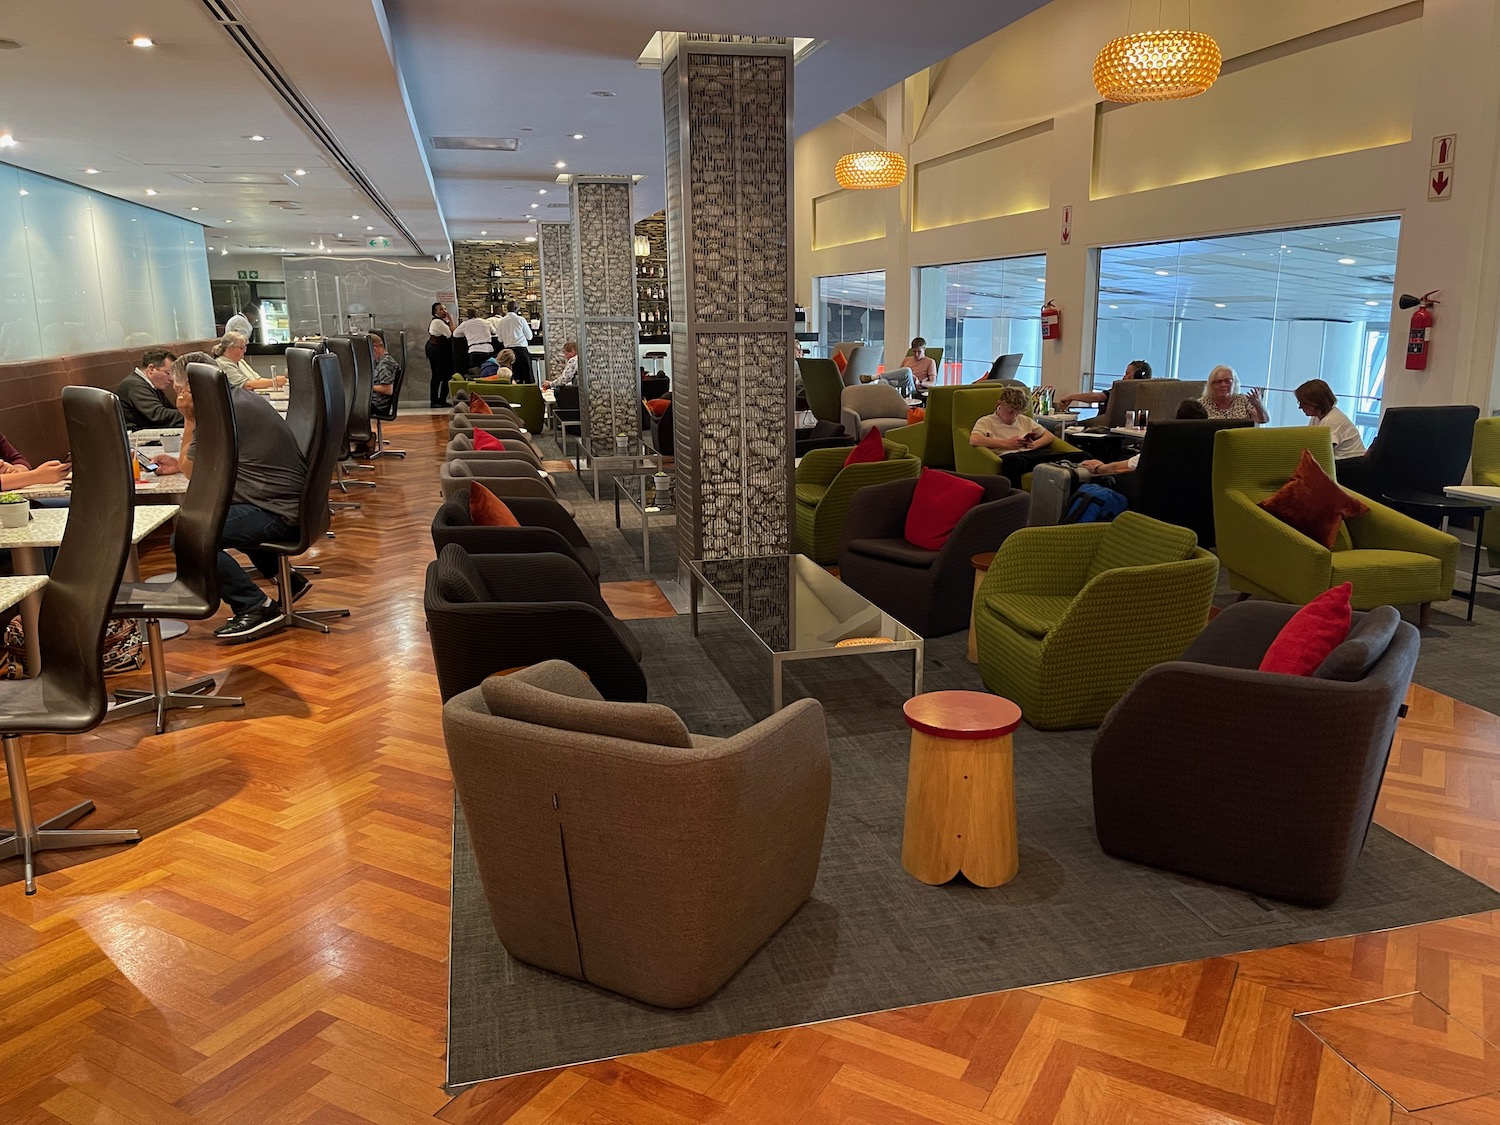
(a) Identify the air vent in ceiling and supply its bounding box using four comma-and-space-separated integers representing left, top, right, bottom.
431, 137, 519, 151
267, 200, 302, 210
177, 171, 289, 186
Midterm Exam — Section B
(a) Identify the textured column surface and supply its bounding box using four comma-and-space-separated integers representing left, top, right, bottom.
537, 221, 579, 383
662, 35, 796, 568
571, 177, 640, 449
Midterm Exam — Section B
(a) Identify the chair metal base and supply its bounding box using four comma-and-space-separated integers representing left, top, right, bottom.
330, 500, 361, 510
334, 463, 375, 492
274, 557, 350, 635
2, 735, 138, 895
104, 619, 243, 734
368, 419, 406, 460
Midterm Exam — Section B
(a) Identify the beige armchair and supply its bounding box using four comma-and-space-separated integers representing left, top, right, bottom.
840, 383, 911, 439
443, 660, 831, 1008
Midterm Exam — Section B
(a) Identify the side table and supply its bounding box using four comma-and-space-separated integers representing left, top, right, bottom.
967, 551, 996, 664
901, 691, 1023, 887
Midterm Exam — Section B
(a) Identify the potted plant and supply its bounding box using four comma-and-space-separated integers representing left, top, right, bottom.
0, 492, 29, 529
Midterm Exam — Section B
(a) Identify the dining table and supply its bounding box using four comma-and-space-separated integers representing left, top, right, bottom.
0, 506, 178, 675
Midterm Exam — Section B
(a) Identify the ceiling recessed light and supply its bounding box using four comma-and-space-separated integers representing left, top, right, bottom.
351, 215, 359, 220
336, 233, 344, 238
247, 134, 265, 142
365, 225, 373, 231
554, 161, 567, 169
590, 90, 615, 97
964, 305, 974, 311
223, 218, 232, 223
480, 230, 488, 235
190, 206, 199, 211
18, 189, 28, 196
220, 248, 228, 256
293, 168, 306, 177
130, 36, 154, 48
538, 189, 548, 195
84, 166, 100, 174
145, 188, 157, 196
1109, 304, 1119, 310
0, 134, 18, 148
530, 203, 539, 209
1035, 277, 1046, 284
1214, 302, 1226, 308
1365, 299, 1381, 306
1153, 269, 1170, 276
1338, 257, 1357, 265
524, 236, 536, 243
571, 133, 585, 140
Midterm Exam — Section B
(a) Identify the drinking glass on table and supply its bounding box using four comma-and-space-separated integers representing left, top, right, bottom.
1125, 410, 1137, 428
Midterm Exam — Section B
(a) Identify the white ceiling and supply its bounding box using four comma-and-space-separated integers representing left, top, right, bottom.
0, 0, 1045, 256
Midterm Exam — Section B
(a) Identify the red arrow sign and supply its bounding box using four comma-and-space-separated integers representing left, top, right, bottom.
1432, 170, 1450, 195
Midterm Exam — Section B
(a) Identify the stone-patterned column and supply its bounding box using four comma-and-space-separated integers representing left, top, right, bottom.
537, 221, 578, 383
570, 177, 640, 448
661, 35, 795, 567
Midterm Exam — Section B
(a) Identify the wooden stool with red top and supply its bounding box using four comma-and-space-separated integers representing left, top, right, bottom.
900, 691, 1022, 887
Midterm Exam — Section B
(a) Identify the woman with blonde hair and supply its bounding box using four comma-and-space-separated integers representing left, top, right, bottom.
1199, 364, 1267, 423
1295, 378, 1366, 457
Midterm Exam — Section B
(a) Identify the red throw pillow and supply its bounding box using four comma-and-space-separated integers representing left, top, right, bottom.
904, 470, 986, 550
472, 429, 504, 451
843, 426, 887, 467
469, 483, 520, 527
1258, 448, 1370, 548
468, 395, 494, 415
646, 398, 672, 418
1259, 583, 1354, 676
832, 351, 847, 374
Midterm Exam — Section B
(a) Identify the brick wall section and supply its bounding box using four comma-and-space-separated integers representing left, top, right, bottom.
451, 241, 540, 319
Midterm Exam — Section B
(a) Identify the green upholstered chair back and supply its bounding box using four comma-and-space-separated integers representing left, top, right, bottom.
925, 347, 943, 367
914, 383, 1005, 469
1474, 417, 1500, 564
1213, 425, 1352, 550
797, 358, 845, 426
450, 379, 545, 431
1085, 511, 1198, 582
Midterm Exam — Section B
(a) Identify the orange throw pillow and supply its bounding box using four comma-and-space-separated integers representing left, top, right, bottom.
472, 429, 504, 450
469, 483, 519, 527
1258, 448, 1369, 548
468, 396, 494, 415
907, 406, 926, 424
832, 351, 847, 374
1259, 583, 1353, 676
645, 398, 672, 418
843, 426, 887, 467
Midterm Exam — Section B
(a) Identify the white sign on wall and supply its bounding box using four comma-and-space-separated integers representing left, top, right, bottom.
1428, 134, 1456, 201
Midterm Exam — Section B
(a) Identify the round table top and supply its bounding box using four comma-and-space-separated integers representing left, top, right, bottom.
1383, 489, 1485, 512
904, 691, 1022, 740
971, 550, 997, 573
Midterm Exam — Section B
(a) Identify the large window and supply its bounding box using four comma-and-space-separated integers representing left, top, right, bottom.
916, 255, 1048, 385
816, 270, 885, 359
1094, 218, 1398, 440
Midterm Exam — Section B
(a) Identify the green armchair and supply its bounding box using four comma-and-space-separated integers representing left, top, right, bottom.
1213, 426, 1458, 622
951, 387, 1082, 484
887, 383, 1005, 469
1474, 417, 1500, 567
796, 358, 845, 426
794, 441, 920, 564
450, 378, 546, 432
974, 512, 1219, 729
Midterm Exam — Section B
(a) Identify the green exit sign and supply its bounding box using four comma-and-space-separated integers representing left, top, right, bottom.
235, 270, 260, 280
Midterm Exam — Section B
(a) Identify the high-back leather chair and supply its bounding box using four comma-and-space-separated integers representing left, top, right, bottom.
284, 345, 321, 458
1096, 378, 1206, 431
1335, 405, 1480, 522
0, 387, 138, 894
323, 336, 374, 496
984, 354, 1023, 382
109, 365, 244, 733
347, 334, 377, 453
258, 352, 352, 634
368, 353, 405, 460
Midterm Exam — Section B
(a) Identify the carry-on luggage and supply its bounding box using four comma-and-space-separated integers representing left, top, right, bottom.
1028, 461, 1092, 526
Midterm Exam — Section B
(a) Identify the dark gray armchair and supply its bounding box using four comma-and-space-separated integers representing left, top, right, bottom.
837, 473, 1030, 636
1092, 600, 1419, 906
432, 488, 600, 584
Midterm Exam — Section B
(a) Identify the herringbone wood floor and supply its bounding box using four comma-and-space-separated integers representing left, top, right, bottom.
1, 412, 1496, 1123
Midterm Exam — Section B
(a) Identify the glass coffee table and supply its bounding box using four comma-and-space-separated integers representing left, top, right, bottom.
578, 435, 662, 501
688, 554, 924, 710
613, 476, 675, 571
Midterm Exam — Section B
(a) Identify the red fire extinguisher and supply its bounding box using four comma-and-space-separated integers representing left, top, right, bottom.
1040, 301, 1062, 342
1401, 290, 1440, 370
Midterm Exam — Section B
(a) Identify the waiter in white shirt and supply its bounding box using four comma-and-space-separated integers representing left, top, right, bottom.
493, 301, 535, 384
455, 309, 496, 374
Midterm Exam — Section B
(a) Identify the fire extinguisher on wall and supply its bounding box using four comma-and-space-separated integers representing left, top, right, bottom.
1040, 300, 1062, 342
1400, 290, 1440, 370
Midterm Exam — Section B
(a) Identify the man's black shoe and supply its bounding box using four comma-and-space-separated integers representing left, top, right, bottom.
214, 603, 285, 643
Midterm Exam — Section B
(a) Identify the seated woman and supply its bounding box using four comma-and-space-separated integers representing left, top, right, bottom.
969, 385, 1062, 487
542, 342, 579, 391
477, 348, 515, 382
1295, 378, 1366, 457
0, 433, 69, 491
1199, 364, 1268, 423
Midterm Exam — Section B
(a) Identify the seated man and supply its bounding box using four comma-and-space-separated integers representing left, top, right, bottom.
369, 330, 400, 415
115, 348, 184, 430
898, 337, 938, 391
153, 352, 308, 644
970, 385, 1062, 488
543, 341, 579, 391
1059, 358, 1151, 414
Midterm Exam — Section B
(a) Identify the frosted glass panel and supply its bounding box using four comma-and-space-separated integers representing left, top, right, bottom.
0, 162, 212, 360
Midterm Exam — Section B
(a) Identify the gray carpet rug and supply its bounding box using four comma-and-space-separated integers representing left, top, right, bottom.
446, 621, 1500, 1088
